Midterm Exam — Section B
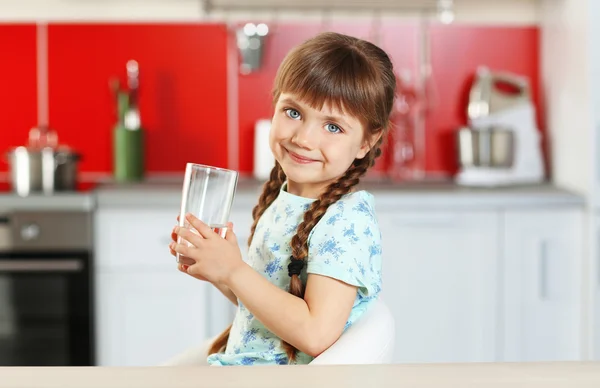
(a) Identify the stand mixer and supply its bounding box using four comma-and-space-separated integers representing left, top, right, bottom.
455, 67, 545, 187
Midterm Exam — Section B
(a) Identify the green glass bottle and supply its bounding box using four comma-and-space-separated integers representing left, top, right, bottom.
113, 60, 145, 182
114, 123, 144, 182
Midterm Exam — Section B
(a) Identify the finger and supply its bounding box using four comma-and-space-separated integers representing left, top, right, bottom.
177, 255, 195, 266
186, 262, 202, 277
185, 213, 215, 239
174, 226, 204, 248
179, 264, 208, 281
224, 227, 238, 244
170, 241, 195, 259
169, 239, 192, 261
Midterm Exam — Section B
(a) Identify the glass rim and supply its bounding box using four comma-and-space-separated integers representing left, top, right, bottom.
185, 162, 238, 175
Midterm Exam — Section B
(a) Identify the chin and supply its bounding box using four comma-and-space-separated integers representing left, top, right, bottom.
284, 168, 339, 190
279, 164, 314, 183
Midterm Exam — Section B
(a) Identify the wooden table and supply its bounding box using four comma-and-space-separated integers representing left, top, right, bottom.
1, 362, 599, 388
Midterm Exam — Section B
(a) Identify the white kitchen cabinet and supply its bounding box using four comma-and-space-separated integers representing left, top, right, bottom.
94, 206, 235, 366
93, 192, 586, 365
95, 271, 209, 366
589, 4, 600, 361
540, 0, 600, 361
502, 208, 583, 362
377, 210, 500, 364
94, 207, 177, 271
594, 213, 600, 360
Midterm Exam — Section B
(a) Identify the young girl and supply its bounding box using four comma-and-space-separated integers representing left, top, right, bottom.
169, 31, 396, 366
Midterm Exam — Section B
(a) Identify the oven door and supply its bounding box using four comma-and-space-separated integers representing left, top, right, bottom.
0, 252, 93, 366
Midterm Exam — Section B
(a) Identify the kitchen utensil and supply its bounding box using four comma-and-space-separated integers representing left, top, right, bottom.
389, 70, 419, 181
236, 22, 269, 74
176, 163, 238, 263
456, 126, 514, 168
6, 146, 81, 196
456, 67, 544, 187
28, 125, 58, 150
5, 126, 81, 196
467, 66, 530, 120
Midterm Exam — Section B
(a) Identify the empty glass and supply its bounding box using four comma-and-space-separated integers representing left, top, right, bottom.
177, 163, 239, 263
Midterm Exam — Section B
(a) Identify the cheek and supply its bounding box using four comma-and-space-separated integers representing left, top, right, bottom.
269, 117, 289, 157
323, 140, 354, 164
269, 116, 288, 140
268, 128, 278, 158
322, 137, 363, 170
269, 117, 282, 144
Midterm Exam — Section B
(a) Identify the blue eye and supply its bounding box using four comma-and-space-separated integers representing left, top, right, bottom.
285, 108, 301, 120
325, 123, 342, 134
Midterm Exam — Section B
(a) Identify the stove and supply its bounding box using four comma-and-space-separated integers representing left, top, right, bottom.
0, 208, 95, 366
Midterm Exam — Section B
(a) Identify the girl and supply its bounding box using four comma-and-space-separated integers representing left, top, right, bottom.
169, 31, 396, 366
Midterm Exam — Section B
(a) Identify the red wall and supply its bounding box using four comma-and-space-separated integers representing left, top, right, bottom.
48, 24, 229, 173
0, 25, 38, 160
0, 22, 540, 179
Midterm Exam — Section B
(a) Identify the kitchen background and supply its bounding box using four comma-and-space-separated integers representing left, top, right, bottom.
1, 0, 600, 369
0, 3, 541, 179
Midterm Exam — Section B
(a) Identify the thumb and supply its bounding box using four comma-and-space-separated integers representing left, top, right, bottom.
225, 222, 237, 243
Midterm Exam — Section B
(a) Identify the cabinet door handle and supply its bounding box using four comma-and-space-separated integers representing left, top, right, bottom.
538, 240, 548, 300
0, 259, 82, 272
597, 229, 600, 287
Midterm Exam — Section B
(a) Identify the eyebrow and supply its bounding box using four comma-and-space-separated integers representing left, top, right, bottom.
280, 97, 354, 130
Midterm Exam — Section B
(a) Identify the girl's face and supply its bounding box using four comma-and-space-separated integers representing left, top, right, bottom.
269, 92, 373, 198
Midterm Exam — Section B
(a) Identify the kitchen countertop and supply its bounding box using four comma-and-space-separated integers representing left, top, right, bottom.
0, 180, 96, 212
0, 192, 95, 212
0, 177, 586, 211
1, 362, 599, 388
93, 178, 585, 210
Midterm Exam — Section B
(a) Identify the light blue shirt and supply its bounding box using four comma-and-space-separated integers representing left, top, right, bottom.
207, 184, 383, 366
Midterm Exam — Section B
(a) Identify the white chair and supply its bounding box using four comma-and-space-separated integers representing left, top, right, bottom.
161, 298, 395, 366
309, 298, 395, 365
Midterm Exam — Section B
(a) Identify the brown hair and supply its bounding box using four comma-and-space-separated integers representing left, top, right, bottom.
208, 32, 396, 361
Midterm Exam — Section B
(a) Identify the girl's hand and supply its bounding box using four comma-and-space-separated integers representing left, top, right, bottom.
169, 215, 208, 281
170, 213, 245, 285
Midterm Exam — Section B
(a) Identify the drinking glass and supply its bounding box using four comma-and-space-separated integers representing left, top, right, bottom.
177, 163, 238, 263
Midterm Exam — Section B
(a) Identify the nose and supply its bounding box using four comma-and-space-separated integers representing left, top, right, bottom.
291, 123, 317, 150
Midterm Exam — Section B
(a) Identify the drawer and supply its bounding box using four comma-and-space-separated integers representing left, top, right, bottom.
94, 208, 176, 271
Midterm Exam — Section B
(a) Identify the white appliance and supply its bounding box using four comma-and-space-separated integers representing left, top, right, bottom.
253, 119, 275, 180
455, 67, 546, 187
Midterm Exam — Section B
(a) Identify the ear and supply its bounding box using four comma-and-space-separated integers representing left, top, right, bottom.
356, 132, 383, 160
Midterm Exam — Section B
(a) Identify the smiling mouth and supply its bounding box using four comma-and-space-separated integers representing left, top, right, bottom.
285, 148, 318, 164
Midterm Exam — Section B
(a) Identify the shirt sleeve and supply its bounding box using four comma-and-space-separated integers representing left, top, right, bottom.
306, 194, 382, 298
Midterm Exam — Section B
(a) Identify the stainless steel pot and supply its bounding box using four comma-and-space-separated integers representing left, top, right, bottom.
6, 146, 81, 196
456, 126, 514, 168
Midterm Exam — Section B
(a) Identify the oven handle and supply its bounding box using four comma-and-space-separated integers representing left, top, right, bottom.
0, 259, 83, 272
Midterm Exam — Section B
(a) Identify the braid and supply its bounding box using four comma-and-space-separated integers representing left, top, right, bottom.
282, 138, 383, 362
208, 162, 286, 356
248, 162, 287, 246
